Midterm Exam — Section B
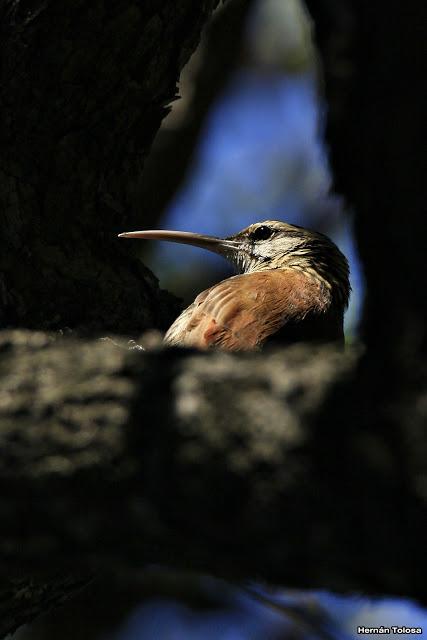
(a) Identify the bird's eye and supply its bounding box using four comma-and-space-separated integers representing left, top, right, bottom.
251, 225, 273, 241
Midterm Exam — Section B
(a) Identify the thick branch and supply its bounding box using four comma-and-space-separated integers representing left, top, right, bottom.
0, 330, 425, 605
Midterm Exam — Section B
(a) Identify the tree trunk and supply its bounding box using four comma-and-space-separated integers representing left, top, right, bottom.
0, 0, 218, 334
305, 0, 427, 600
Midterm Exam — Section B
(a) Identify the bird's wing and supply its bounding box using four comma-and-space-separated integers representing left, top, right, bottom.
164, 270, 323, 351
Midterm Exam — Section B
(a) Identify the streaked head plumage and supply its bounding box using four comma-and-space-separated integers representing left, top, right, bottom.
227, 221, 350, 307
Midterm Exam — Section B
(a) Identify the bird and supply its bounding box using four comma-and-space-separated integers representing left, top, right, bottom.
119, 220, 350, 351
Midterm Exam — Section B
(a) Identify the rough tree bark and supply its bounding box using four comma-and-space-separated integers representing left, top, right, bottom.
0, 0, 219, 334
0, 0, 426, 636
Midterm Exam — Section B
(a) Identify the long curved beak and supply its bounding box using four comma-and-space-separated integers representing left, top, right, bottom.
118, 229, 240, 258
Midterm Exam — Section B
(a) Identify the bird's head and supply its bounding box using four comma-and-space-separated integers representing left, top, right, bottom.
119, 220, 350, 307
